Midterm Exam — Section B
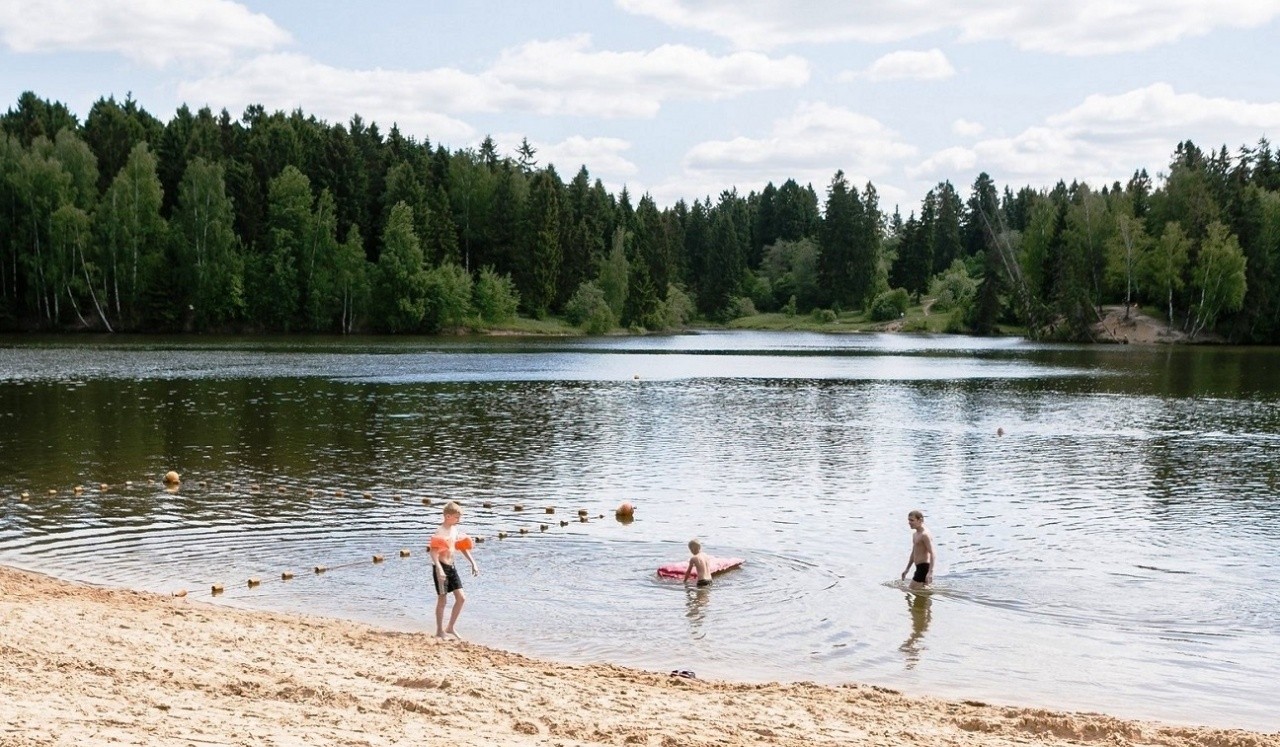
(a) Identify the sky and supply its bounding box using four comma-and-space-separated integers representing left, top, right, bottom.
2, 0, 1280, 214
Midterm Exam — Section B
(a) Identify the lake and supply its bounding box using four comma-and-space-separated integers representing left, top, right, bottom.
1, 331, 1278, 731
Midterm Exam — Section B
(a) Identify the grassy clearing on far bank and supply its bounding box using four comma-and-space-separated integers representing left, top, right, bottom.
476, 300, 1027, 337
727, 301, 956, 334
470, 315, 582, 335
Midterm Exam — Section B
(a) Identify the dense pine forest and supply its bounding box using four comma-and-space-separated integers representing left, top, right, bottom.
2, 91, 1278, 342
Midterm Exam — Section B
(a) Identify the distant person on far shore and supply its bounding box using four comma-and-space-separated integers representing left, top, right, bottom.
683, 538, 712, 587
900, 510, 935, 588
429, 501, 479, 639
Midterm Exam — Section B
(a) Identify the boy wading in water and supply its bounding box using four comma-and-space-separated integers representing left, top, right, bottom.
683, 538, 712, 587
901, 509, 935, 588
429, 501, 479, 639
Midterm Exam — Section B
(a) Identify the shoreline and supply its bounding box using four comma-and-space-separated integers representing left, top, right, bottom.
2, 565, 1275, 747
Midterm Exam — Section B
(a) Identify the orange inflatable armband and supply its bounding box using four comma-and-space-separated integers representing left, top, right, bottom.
455, 535, 474, 551
429, 536, 449, 553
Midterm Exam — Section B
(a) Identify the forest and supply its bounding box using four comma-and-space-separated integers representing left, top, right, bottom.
2, 90, 1278, 342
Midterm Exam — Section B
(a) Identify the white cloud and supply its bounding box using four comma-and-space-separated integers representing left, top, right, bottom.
0, 0, 288, 67
507, 134, 639, 179
178, 53, 478, 142
840, 49, 955, 82
952, 119, 985, 137
910, 84, 1280, 192
179, 35, 808, 142
616, 0, 1280, 55
489, 34, 809, 117
659, 101, 917, 205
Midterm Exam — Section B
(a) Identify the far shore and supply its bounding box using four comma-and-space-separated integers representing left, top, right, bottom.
2, 564, 1275, 747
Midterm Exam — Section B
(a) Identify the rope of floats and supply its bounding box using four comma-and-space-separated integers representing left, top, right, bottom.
4, 470, 638, 599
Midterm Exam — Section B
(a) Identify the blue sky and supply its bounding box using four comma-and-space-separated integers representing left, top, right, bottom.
2, 0, 1279, 213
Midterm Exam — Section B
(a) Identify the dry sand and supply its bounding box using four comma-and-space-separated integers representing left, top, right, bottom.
1093, 305, 1195, 345
1, 566, 1275, 747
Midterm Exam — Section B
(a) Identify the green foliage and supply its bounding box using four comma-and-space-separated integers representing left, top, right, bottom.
760, 237, 821, 312
783, 295, 797, 317
472, 265, 519, 324
565, 280, 615, 334
1190, 221, 1247, 337
374, 202, 428, 332
724, 295, 756, 321
810, 307, 837, 324
1141, 221, 1190, 327
597, 227, 629, 320
869, 288, 909, 321
658, 283, 696, 330
928, 259, 977, 313
423, 262, 472, 332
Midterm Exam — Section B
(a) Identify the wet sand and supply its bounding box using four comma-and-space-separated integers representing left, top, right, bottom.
1, 565, 1275, 746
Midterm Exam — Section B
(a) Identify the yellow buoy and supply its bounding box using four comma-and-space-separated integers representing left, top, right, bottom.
497, 531, 508, 539
399, 549, 411, 557
47, 489, 56, 496
474, 537, 486, 544
277, 486, 287, 493
393, 494, 402, 501
362, 492, 373, 500
172, 589, 187, 598
211, 584, 224, 595
164, 471, 181, 486
372, 554, 384, 563
20, 492, 29, 501
482, 501, 493, 508
519, 527, 529, 534
73, 485, 84, 494
335, 489, 345, 497
422, 498, 433, 506
544, 507, 555, 514
99, 483, 109, 491
306, 488, 316, 496
281, 571, 294, 581
578, 509, 588, 516
314, 565, 326, 574
247, 578, 261, 588
579, 516, 589, 523
513, 504, 524, 511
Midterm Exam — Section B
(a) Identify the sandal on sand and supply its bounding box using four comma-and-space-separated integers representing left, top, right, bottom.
669, 669, 697, 679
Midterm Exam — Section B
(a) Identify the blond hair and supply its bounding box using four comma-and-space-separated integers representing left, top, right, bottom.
443, 501, 462, 516
908, 509, 924, 520
688, 538, 702, 553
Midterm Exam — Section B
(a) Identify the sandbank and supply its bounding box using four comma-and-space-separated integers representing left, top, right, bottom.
1, 565, 1274, 746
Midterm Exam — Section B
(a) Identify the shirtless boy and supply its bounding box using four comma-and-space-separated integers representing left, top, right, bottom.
429, 501, 479, 639
683, 538, 712, 587
900, 510, 935, 588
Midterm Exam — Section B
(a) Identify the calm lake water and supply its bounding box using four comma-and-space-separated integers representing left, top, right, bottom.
1, 332, 1278, 731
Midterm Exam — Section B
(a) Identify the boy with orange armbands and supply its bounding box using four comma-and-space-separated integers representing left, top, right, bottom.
429, 501, 479, 639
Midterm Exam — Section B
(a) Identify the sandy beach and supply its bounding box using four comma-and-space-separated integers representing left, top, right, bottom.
1, 566, 1275, 747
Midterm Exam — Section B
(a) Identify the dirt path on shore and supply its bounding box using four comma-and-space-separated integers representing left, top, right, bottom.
1, 566, 1274, 747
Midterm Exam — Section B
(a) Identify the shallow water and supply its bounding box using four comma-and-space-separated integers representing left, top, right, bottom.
1, 332, 1278, 730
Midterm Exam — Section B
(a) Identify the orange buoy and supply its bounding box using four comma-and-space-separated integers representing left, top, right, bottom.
615, 501, 634, 518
